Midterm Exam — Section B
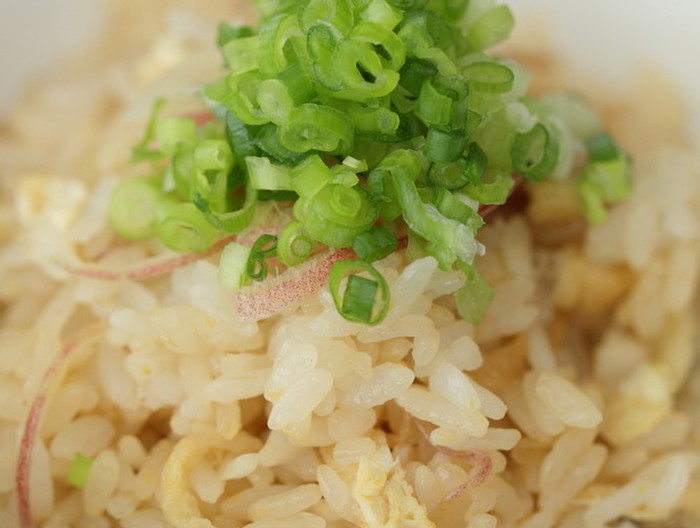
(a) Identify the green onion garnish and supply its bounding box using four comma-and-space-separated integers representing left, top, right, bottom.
329, 259, 390, 324
108, 0, 633, 325
576, 131, 632, 224
352, 225, 399, 262
511, 123, 560, 182
246, 234, 279, 281
108, 177, 161, 241
67, 453, 93, 489
278, 221, 315, 266
219, 242, 251, 290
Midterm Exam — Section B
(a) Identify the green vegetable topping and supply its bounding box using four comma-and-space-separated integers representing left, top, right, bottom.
67, 453, 93, 489
108, 0, 632, 326
329, 259, 390, 324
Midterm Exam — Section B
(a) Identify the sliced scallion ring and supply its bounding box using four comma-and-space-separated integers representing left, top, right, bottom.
328, 259, 390, 324
463, 61, 514, 94
511, 122, 560, 182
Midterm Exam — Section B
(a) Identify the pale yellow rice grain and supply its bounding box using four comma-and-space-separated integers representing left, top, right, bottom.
316, 465, 354, 522
336, 362, 414, 409
534, 372, 602, 428
267, 369, 333, 431
395, 386, 489, 437
191, 459, 225, 504
49, 415, 116, 460
327, 408, 376, 441
221, 453, 260, 481
105, 492, 138, 519
331, 436, 375, 465
83, 449, 120, 516
248, 483, 323, 521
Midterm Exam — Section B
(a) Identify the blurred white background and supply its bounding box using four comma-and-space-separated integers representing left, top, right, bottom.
2, 0, 700, 143
0, 0, 106, 115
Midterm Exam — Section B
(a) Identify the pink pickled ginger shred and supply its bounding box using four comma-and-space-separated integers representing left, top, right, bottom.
16, 326, 102, 528
237, 246, 356, 322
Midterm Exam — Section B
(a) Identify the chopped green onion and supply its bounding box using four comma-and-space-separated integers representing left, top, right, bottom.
277, 221, 315, 266
328, 259, 390, 324
222, 36, 260, 74
290, 155, 331, 198
109, 177, 162, 241
511, 122, 560, 182
251, 0, 298, 17
576, 132, 632, 225
463, 141, 488, 185
195, 182, 258, 233
586, 131, 623, 162
582, 157, 632, 203
352, 225, 399, 261
257, 13, 303, 76
330, 165, 360, 187
576, 178, 607, 225
415, 76, 469, 130
218, 71, 269, 125
246, 157, 293, 191
171, 146, 196, 199
253, 123, 308, 164
307, 25, 343, 90
441, 0, 470, 18
398, 58, 438, 96
350, 21, 406, 72
280, 104, 354, 153
217, 22, 254, 48
428, 142, 487, 191
303, 184, 378, 247
195, 140, 234, 172
434, 188, 483, 231
246, 234, 278, 280
250, 233, 278, 257
156, 118, 197, 156
131, 98, 166, 162
342, 156, 368, 172
67, 453, 93, 489
386, 0, 428, 10
258, 190, 299, 201
360, 0, 403, 29
463, 61, 515, 94
193, 167, 229, 214
225, 111, 259, 162
347, 102, 400, 135
331, 35, 402, 100
278, 63, 317, 105
390, 166, 480, 268
257, 78, 295, 125
455, 265, 494, 324
300, 0, 355, 37
424, 127, 467, 163
342, 275, 378, 321
156, 200, 220, 253
219, 242, 251, 290
465, 5, 515, 51
110, 0, 633, 328
460, 169, 513, 205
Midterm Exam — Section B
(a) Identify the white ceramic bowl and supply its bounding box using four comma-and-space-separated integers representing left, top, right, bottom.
2, 0, 700, 145
509, 0, 700, 145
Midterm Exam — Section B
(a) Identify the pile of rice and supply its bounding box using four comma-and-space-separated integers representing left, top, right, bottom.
1, 2, 699, 527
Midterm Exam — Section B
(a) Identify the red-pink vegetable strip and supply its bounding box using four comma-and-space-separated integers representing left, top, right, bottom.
237, 246, 356, 322
60, 227, 281, 282
16, 326, 101, 528
438, 446, 493, 501
413, 418, 493, 501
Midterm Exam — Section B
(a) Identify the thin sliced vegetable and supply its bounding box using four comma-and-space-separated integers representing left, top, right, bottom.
328, 259, 390, 324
